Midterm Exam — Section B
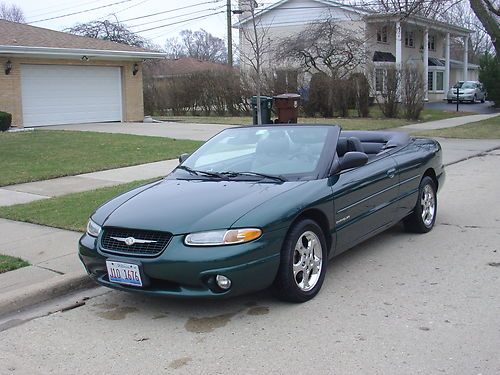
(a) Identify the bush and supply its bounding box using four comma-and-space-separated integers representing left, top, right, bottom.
479, 53, 500, 107
402, 65, 425, 120
0, 111, 12, 131
378, 67, 400, 118
350, 73, 370, 118
304, 73, 333, 117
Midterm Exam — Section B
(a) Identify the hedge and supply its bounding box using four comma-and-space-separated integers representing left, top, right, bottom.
0, 111, 12, 131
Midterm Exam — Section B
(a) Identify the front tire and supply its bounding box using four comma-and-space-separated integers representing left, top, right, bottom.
272, 219, 327, 302
447, 99, 452, 104
404, 176, 437, 233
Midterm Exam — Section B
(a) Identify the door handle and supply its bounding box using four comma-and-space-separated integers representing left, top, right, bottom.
387, 168, 396, 178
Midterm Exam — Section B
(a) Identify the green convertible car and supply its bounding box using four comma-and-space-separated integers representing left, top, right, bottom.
79, 124, 444, 302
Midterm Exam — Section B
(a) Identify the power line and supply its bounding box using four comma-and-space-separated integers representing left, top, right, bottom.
127, 5, 225, 29
29, 0, 134, 24
135, 11, 225, 33
28, 0, 105, 18
120, 0, 223, 22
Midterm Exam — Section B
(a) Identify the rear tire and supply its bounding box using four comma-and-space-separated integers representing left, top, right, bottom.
404, 176, 437, 233
272, 219, 327, 303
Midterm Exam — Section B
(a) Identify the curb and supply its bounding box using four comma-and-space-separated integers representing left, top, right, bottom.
0, 271, 96, 317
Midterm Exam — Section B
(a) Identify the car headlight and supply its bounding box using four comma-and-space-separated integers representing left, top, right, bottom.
86, 218, 102, 237
184, 228, 262, 246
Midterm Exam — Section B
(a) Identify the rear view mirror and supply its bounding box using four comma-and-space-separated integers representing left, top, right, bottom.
339, 152, 368, 171
178, 153, 190, 164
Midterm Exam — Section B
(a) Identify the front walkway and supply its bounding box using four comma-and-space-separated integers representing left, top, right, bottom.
40, 121, 235, 141
400, 113, 499, 131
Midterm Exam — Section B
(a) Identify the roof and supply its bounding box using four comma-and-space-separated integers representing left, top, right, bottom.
365, 13, 472, 36
0, 19, 166, 60
234, 0, 372, 27
373, 51, 396, 62
150, 57, 233, 78
234, 0, 471, 36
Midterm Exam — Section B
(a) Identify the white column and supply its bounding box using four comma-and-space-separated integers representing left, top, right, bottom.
395, 21, 402, 102
395, 21, 402, 69
423, 28, 429, 101
444, 32, 450, 100
463, 35, 469, 81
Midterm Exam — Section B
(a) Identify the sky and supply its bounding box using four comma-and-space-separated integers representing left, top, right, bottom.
14, 0, 278, 47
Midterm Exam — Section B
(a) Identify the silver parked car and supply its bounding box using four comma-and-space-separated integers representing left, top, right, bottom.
447, 81, 487, 103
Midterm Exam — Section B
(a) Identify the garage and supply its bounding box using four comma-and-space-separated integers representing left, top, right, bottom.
20, 65, 123, 127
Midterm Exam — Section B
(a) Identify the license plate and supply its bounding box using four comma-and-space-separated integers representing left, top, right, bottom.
106, 261, 142, 287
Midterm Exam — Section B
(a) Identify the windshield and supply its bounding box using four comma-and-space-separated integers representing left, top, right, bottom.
453, 82, 464, 88
461, 82, 476, 89
177, 126, 336, 181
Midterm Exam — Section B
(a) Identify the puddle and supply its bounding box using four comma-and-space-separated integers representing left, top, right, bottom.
247, 306, 269, 316
169, 357, 192, 369
96, 306, 138, 320
185, 312, 237, 333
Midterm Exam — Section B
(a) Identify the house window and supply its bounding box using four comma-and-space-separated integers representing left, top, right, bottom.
377, 26, 388, 43
405, 31, 414, 47
427, 71, 444, 92
435, 71, 444, 91
428, 71, 434, 91
428, 35, 435, 51
375, 68, 385, 92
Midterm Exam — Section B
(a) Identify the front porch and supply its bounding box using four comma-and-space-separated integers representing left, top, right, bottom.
366, 14, 474, 101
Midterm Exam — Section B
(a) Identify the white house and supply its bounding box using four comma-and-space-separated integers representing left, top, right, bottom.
235, 0, 477, 102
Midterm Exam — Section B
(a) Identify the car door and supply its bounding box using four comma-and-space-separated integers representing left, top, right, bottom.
331, 154, 399, 255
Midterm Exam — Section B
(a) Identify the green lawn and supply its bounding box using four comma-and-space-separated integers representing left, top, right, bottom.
0, 130, 202, 186
0, 179, 156, 232
157, 108, 472, 129
0, 254, 29, 274
414, 115, 500, 139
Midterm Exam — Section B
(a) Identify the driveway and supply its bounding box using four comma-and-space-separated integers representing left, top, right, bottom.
1, 151, 499, 374
40, 122, 234, 141
425, 100, 499, 114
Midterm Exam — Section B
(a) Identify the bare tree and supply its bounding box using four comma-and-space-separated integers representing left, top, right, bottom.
164, 29, 227, 63
401, 65, 425, 120
238, 1, 273, 124
277, 18, 367, 79
445, 1, 494, 60
469, 0, 500, 56
344, 0, 458, 19
68, 20, 149, 48
0, 2, 25, 23
164, 37, 185, 59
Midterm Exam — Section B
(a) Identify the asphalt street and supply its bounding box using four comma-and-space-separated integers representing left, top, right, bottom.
0, 151, 499, 375
424, 100, 499, 114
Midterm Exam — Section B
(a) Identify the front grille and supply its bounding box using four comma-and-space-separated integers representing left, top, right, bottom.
100, 227, 172, 257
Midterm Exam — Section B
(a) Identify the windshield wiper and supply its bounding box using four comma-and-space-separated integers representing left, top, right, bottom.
176, 165, 223, 179
219, 171, 286, 183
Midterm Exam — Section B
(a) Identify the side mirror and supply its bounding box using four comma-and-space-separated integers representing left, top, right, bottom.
178, 153, 190, 164
338, 152, 368, 171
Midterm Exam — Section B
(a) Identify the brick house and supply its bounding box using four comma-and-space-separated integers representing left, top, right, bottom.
0, 19, 165, 127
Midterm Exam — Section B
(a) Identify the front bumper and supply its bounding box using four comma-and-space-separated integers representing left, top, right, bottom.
447, 92, 474, 101
79, 228, 285, 298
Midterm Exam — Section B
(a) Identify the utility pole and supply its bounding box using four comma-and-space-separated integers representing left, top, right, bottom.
227, 0, 233, 66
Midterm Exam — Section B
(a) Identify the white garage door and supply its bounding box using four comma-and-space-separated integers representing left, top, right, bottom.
21, 64, 123, 127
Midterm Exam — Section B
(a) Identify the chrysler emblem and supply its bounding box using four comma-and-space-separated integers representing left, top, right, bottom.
110, 236, 157, 246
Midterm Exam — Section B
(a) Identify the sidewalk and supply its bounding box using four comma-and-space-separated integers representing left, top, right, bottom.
1, 114, 498, 316
0, 158, 179, 207
400, 112, 499, 131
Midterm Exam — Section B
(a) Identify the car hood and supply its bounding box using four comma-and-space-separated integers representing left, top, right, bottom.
101, 178, 307, 234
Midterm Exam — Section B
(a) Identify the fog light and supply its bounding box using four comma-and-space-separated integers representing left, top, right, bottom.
215, 275, 231, 290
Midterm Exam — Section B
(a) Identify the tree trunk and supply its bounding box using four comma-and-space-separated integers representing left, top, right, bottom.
469, 0, 500, 57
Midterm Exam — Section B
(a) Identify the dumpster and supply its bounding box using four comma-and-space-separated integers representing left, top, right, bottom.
251, 96, 273, 125
273, 93, 300, 123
